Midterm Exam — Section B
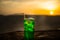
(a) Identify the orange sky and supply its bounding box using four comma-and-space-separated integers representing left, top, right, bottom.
0, 0, 60, 15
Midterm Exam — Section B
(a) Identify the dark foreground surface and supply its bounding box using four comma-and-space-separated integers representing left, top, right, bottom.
0, 30, 60, 40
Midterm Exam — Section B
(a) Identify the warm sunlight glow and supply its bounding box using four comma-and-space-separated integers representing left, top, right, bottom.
1, 0, 59, 15
41, 1, 56, 10
47, 5, 55, 10
50, 11, 54, 15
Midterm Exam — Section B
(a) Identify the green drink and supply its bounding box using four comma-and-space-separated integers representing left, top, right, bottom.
24, 18, 35, 40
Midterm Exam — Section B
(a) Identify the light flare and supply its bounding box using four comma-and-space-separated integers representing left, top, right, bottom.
37, 1, 57, 10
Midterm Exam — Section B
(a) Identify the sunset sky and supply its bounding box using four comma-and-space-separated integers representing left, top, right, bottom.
0, 0, 60, 15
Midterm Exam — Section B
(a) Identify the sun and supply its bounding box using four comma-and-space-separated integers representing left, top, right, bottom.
50, 11, 54, 15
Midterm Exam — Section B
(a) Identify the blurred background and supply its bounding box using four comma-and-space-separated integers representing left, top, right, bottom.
0, 0, 60, 40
